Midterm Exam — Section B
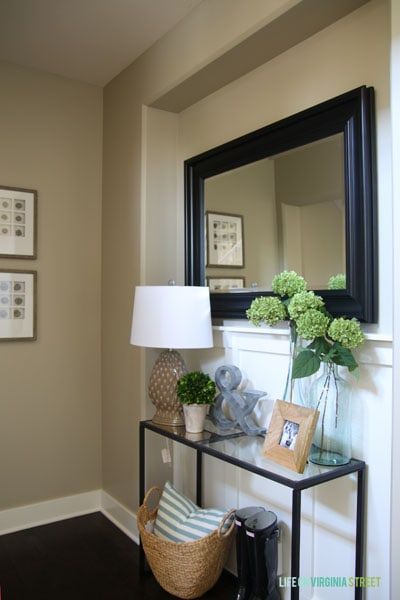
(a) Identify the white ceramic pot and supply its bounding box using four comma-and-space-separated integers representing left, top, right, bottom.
183, 404, 208, 433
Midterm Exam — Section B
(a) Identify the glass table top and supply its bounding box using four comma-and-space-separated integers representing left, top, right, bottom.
141, 418, 364, 490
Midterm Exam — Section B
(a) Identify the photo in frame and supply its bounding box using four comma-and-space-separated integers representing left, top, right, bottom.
0, 186, 37, 258
263, 400, 319, 474
0, 270, 37, 341
207, 277, 245, 291
206, 211, 244, 267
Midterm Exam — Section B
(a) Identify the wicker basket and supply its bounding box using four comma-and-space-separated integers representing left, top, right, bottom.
137, 486, 236, 599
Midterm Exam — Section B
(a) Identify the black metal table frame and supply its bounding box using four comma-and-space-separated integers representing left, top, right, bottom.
139, 420, 366, 600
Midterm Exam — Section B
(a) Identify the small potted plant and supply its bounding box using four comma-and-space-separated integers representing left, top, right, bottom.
177, 371, 216, 433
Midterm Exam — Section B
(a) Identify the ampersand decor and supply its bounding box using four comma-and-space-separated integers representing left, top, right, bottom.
210, 365, 266, 436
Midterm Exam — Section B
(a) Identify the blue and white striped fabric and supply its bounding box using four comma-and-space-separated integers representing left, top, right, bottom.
153, 481, 232, 543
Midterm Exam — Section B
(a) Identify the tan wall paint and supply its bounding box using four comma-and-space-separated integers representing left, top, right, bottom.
179, 0, 390, 335
205, 159, 278, 288
102, 0, 309, 511
299, 200, 345, 287
103, 0, 390, 512
275, 136, 346, 287
274, 136, 344, 207
177, 2, 391, 591
151, 0, 370, 112
144, 108, 180, 286
0, 62, 103, 510
101, 79, 142, 508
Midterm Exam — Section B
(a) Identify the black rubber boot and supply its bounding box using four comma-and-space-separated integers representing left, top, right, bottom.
245, 511, 280, 600
233, 507, 266, 600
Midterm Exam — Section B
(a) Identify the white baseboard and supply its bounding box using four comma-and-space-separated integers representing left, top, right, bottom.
0, 490, 102, 536
0, 489, 139, 544
100, 490, 139, 544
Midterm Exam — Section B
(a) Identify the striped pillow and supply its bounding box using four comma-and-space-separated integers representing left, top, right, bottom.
153, 481, 232, 543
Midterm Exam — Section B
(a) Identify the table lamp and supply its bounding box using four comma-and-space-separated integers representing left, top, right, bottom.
130, 285, 213, 426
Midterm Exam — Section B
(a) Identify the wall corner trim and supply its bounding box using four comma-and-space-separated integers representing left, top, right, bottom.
0, 489, 140, 544
100, 491, 139, 544
0, 490, 102, 536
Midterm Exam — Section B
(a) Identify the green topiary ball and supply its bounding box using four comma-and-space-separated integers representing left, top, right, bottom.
177, 372, 216, 405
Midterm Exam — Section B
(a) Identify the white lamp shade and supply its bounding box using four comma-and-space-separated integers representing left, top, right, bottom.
130, 286, 213, 349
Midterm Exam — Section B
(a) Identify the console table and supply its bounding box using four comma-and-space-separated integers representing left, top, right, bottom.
139, 419, 366, 600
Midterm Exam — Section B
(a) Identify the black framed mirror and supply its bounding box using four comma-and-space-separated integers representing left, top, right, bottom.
185, 86, 377, 322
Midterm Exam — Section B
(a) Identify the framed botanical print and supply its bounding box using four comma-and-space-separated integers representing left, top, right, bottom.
0, 270, 37, 341
0, 186, 37, 258
206, 211, 244, 268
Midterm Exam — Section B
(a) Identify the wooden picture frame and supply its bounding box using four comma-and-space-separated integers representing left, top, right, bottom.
207, 277, 245, 291
0, 270, 37, 341
0, 185, 37, 258
263, 400, 319, 474
206, 211, 244, 268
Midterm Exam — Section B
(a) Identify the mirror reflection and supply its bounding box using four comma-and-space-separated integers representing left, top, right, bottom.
204, 133, 346, 292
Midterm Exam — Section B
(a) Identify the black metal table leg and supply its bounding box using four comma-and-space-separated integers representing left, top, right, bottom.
196, 449, 203, 507
355, 467, 366, 599
139, 422, 146, 575
291, 489, 301, 600
139, 421, 366, 597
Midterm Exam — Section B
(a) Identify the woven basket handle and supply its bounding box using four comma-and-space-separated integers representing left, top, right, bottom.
218, 509, 236, 538
141, 485, 162, 509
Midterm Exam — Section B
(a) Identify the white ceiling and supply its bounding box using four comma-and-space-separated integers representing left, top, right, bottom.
0, 0, 202, 86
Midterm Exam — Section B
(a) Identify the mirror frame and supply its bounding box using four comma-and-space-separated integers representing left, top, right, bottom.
185, 86, 377, 322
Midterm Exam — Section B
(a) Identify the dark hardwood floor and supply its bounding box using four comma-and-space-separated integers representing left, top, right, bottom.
0, 512, 236, 599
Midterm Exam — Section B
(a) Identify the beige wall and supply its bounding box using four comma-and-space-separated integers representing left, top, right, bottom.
102, 0, 307, 511
274, 134, 344, 207
179, 0, 390, 335
275, 136, 346, 287
103, 0, 390, 520
0, 0, 396, 592
177, 3, 391, 593
280, 199, 345, 288
205, 159, 278, 288
298, 200, 345, 287
0, 62, 103, 510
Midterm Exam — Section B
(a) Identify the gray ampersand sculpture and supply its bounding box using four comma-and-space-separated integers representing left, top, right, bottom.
210, 365, 266, 436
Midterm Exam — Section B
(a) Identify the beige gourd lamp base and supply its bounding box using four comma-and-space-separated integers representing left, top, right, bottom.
130, 284, 213, 427
148, 349, 186, 426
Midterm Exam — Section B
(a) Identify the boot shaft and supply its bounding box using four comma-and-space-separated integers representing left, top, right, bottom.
245, 512, 280, 600
233, 507, 266, 600
235, 507, 266, 575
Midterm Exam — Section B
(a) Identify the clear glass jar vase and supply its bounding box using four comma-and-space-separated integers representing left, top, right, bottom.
283, 323, 309, 405
308, 362, 351, 466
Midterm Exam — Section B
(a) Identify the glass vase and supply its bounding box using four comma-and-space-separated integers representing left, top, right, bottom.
308, 362, 351, 466
283, 323, 309, 405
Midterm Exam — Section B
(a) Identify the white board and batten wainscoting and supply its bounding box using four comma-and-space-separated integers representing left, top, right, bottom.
172, 323, 393, 600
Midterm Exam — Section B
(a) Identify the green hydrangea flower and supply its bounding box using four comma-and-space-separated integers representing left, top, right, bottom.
271, 271, 307, 298
328, 273, 346, 290
328, 318, 364, 349
246, 296, 287, 326
288, 291, 325, 321
296, 309, 329, 340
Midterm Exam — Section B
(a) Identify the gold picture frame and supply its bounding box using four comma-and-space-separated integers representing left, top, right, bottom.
263, 400, 319, 474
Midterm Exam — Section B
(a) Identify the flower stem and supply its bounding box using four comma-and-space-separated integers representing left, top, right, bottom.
333, 365, 339, 428
283, 322, 298, 403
